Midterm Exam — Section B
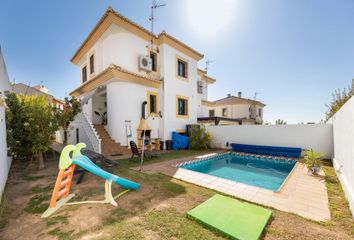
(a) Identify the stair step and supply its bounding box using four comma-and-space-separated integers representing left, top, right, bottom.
92, 124, 130, 156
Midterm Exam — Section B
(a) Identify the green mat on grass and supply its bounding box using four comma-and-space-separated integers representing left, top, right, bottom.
187, 194, 272, 240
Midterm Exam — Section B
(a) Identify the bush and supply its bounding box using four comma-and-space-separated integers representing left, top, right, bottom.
189, 125, 212, 150
326, 87, 353, 120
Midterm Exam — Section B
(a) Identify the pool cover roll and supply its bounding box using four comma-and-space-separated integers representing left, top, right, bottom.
172, 132, 189, 150
231, 143, 302, 158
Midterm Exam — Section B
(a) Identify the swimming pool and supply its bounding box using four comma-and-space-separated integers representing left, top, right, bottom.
178, 153, 297, 191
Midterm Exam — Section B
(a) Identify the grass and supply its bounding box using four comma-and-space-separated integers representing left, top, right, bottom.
321, 159, 354, 236
48, 227, 74, 240
99, 208, 224, 240
22, 175, 47, 181
31, 185, 51, 194
0, 191, 9, 231
24, 194, 50, 214
118, 149, 213, 168
45, 215, 69, 227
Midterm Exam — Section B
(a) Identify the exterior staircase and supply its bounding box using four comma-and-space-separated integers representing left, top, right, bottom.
93, 124, 131, 156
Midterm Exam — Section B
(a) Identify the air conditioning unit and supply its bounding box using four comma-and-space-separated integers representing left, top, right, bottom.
139, 55, 152, 72
197, 81, 203, 94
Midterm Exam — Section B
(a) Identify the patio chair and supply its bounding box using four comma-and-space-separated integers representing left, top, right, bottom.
130, 140, 143, 161
129, 140, 159, 161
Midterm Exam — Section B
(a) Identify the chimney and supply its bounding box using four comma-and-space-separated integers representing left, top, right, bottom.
227, 94, 231, 97
238, 91, 242, 98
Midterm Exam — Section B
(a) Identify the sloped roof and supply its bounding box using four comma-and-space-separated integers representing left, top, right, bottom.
70, 64, 161, 97
71, 7, 204, 64
12, 83, 54, 99
204, 96, 266, 107
197, 68, 216, 84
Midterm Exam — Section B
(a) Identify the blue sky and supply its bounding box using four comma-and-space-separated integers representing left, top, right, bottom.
1, 0, 354, 123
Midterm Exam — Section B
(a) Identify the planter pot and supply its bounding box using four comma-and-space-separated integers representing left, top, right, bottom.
311, 166, 321, 175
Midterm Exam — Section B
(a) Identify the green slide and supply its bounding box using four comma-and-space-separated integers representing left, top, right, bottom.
187, 194, 272, 240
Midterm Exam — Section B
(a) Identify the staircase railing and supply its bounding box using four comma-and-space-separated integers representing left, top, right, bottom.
77, 113, 102, 153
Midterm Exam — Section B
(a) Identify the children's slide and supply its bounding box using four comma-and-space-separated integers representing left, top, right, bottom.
42, 143, 140, 218
72, 155, 140, 190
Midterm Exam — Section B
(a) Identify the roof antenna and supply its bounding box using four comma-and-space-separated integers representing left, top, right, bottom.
204, 59, 214, 88
149, 0, 166, 52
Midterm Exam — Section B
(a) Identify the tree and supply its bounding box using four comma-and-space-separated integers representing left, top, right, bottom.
53, 97, 81, 145
275, 119, 287, 125
325, 87, 353, 120
5, 92, 58, 168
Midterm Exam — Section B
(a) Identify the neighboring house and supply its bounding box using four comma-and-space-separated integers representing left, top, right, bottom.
68, 7, 216, 156
198, 92, 265, 125
0, 46, 11, 200
12, 83, 65, 110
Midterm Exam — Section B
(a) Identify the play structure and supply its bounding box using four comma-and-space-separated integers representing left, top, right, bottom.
42, 143, 140, 218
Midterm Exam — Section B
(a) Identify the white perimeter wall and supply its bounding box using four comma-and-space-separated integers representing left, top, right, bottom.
205, 124, 333, 158
332, 96, 354, 216
0, 106, 11, 200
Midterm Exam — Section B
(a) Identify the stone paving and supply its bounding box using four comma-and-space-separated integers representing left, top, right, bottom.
136, 152, 331, 222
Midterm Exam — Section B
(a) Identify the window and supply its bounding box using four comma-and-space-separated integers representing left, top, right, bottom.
176, 96, 189, 117
258, 108, 262, 117
209, 110, 215, 117
89, 54, 95, 74
150, 52, 157, 72
147, 91, 158, 114
197, 81, 203, 94
82, 65, 87, 83
177, 59, 187, 78
222, 108, 227, 117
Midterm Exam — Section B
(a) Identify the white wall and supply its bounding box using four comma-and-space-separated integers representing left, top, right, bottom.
0, 106, 11, 200
332, 96, 354, 216
160, 44, 198, 140
77, 24, 151, 83
0, 47, 11, 200
91, 94, 106, 125
55, 128, 65, 144
205, 124, 333, 158
107, 81, 160, 146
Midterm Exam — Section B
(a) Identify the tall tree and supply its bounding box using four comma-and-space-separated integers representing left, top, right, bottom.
54, 97, 81, 145
5, 92, 58, 168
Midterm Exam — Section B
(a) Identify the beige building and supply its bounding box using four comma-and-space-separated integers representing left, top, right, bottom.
198, 92, 265, 125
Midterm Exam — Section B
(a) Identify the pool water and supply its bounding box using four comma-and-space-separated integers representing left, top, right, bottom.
179, 153, 297, 191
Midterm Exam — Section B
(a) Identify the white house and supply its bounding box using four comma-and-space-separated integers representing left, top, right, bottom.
68, 7, 215, 156
198, 92, 265, 125
0, 46, 11, 200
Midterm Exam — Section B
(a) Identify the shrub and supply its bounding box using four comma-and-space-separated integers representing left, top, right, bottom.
326, 87, 353, 120
189, 125, 212, 150
304, 150, 326, 175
